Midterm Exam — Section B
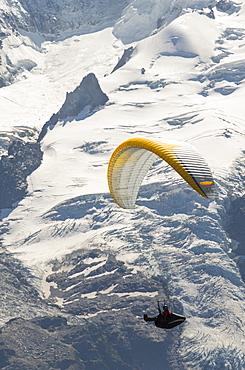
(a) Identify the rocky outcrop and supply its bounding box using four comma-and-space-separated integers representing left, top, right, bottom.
216, 0, 240, 13
0, 313, 170, 370
0, 140, 43, 208
0, 0, 130, 38
0, 248, 59, 326
0, 244, 175, 370
227, 194, 245, 282
58, 73, 108, 120
111, 46, 134, 73
0, 244, 177, 369
38, 72, 108, 141
0, 72, 108, 209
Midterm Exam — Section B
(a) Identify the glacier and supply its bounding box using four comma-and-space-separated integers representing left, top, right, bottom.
0, 0, 245, 369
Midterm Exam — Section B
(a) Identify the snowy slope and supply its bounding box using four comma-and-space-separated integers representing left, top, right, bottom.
0, 0, 245, 368
0, 0, 130, 88
113, 0, 217, 43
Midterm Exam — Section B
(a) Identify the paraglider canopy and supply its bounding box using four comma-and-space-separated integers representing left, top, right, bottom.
107, 137, 216, 209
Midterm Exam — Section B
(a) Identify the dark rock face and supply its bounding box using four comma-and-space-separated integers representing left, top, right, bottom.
0, 312, 170, 370
38, 73, 108, 142
46, 249, 156, 315
0, 247, 60, 331
0, 245, 179, 369
0, 0, 130, 37
227, 195, 245, 254
0, 246, 177, 369
0, 140, 43, 208
111, 46, 134, 73
58, 73, 108, 120
0, 317, 80, 370
227, 195, 245, 282
216, 0, 240, 13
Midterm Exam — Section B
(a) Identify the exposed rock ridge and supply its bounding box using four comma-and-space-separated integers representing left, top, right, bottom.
38, 72, 108, 142
0, 140, 43, 208
111, 46, 134, 73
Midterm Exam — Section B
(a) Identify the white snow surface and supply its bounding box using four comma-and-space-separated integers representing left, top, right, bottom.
1, 0, 245, 368
113, 0, 218, 44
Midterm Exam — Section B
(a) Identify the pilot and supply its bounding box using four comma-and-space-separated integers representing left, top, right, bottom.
144, 303, 186, 329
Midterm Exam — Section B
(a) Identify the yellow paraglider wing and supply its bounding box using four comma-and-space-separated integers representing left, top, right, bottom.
107, 138, 216, 209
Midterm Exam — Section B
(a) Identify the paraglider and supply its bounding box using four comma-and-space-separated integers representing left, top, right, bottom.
107, 138, 215, 328
107, 137, 216, 209
144, 301, 186, 329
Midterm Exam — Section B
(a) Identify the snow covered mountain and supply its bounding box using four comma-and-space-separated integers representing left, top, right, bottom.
0, 0, 130, 87
0, 0, 245, 369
